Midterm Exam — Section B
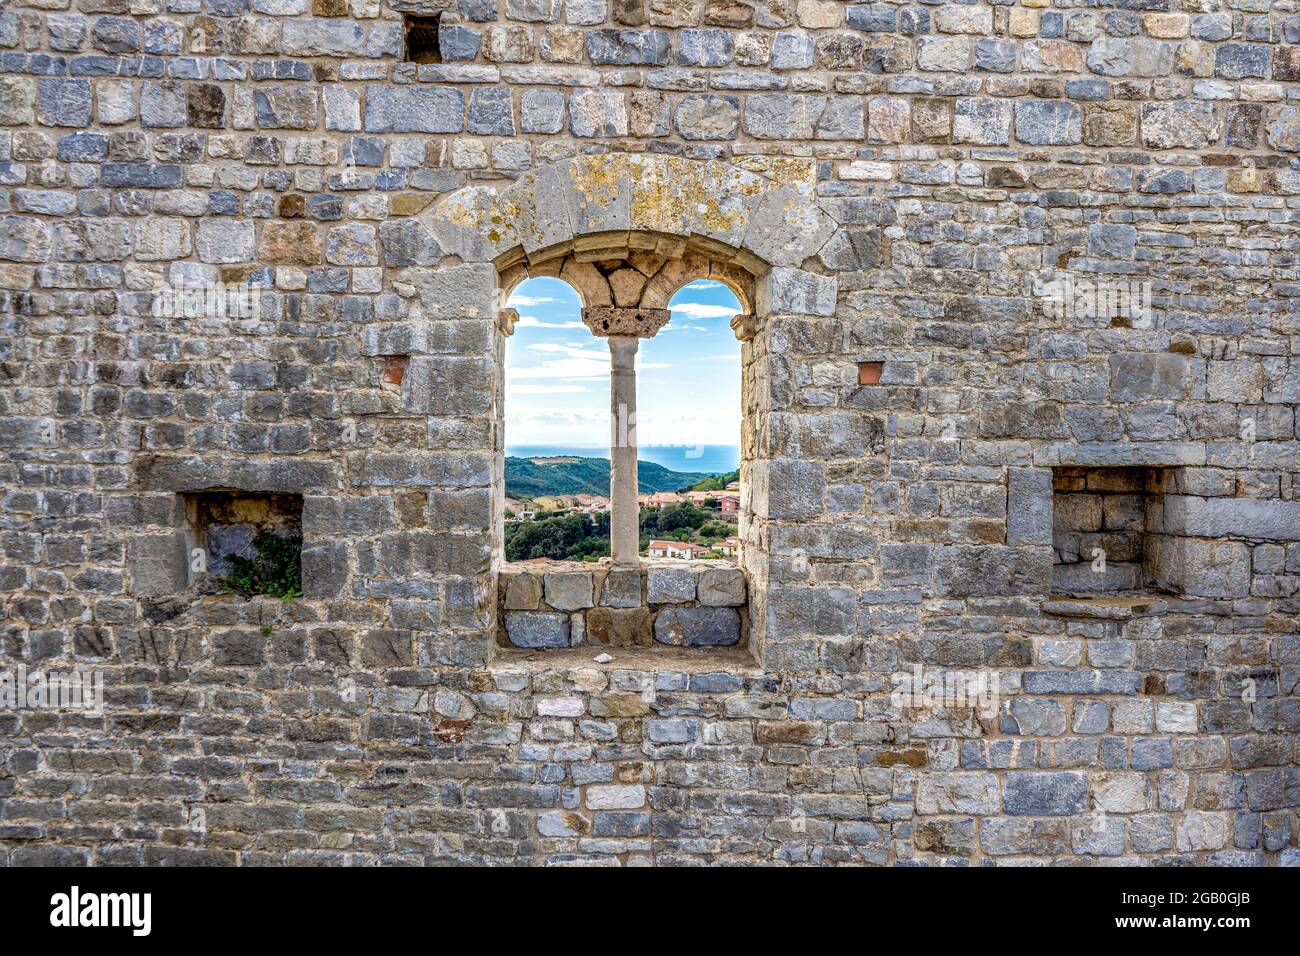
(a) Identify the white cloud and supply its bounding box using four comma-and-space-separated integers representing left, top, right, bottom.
511, 359, 610, 380
510, 341, 670, 382
528, 342, 602, 355
514, 314, 585, 329
669, 302, 740, 320
507, 294, 557, 307
506, 409, 609, 443
507, 384, 589, 395
635, 409, 741, 447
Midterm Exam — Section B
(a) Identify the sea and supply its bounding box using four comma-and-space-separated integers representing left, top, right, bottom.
506, 444, 740, 475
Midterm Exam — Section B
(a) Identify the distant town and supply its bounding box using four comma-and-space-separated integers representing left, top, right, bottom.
504, 460, 741, 563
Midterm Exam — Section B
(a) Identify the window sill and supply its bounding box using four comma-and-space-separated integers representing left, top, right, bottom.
497, 559, 749, 651
491, 644, 760, 674
1041, 595, 1168, 620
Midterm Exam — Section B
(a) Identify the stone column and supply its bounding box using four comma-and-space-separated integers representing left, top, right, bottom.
608, 335, 639, 567
582, 306, 671, 568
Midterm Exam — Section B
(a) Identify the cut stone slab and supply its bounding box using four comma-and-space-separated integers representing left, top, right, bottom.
646, 566, 696, 603
586, 607, 653, 647
505, 611, 570, 648
543, 571, 594, 610
503, 572, 542, 610
1162, 496, 1300, 542
127, 532, 187, 598
653, 606, 741, 647
599, 568, 642, 607
698, 567, 746, 606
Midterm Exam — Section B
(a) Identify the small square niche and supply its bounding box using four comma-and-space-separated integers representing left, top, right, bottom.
403, 15, 441, 64
1051, 467, 1168, 596
184, 491, 303, 595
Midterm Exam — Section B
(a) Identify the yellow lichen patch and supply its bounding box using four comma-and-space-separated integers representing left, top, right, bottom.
628, 158, 750, 239
569, 154, 626, 211
735, 155, 818, 196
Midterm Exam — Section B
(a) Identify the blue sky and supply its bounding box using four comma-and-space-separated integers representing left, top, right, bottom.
505, 276, 743, 448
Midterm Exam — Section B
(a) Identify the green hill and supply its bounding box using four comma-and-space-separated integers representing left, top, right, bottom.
506, 456, 712, 499
680, 468, 740, 493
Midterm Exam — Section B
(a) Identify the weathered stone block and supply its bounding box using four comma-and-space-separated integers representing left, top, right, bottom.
568, 88, 629, 137
654, 606, 741, 646
698, 567, 746, 606
1108, 353, 1189, 402
916, 773, 1000, 815
301, 540, 349, 599
1140, 101, 1221, 150
953, 97, 1012, 145
646, 566, 695, 603
364, 87, 465, 133
936, 546, 1052, 598
505, 611, 570, 649
1151, 537, 1250, 599
586, 784, 645, 809
1008, 468, 1052, 546
504, 572, 542, 610
1176, 810, 1231, 851
674, 93, 740, 140
766, 587, 854, 638
1003, 772, 1089, 816
587, 607, 653, 646
127, 532, 187, 598
1161, 497, 1300, 542
543, 571, 594, 610
599, 568, 642, 608
585, 28, 670, 65
1015, 100, 1081, 145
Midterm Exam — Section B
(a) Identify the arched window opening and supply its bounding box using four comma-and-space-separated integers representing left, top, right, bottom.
637, 280, 744, 562
502, 276, 611, 563
490, 229, 764, 655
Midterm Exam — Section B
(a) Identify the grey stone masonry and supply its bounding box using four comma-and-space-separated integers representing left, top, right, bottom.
500, 560, 748, 648
1, 0, 1298, 867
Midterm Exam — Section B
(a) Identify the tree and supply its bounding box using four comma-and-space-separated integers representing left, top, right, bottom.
505, 512, 609, 561
659, 503, 709, 532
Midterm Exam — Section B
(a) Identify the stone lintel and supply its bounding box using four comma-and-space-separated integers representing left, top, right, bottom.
582, 306, 670, 339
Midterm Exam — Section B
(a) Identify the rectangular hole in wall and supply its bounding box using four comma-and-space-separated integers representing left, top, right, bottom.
1051, 467, 1169, 597
858, 361, 883, 385
404, 14, 441, 64
380, 355, 408, 387
184, 491, 304, 598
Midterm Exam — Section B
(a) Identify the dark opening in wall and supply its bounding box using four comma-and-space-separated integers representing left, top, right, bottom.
1051, 467, 1168, 596
184, 491, 304, 599
404, 15, 441, 64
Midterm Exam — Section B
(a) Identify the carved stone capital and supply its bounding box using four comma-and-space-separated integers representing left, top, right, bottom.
497, 307, 518, 336
730, 313, 756, 341
581, 306, 670, 339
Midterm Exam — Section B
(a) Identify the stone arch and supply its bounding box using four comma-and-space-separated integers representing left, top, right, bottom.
420, 153, 835, 271
414, 153, 842, 342
498, 236, 757, 339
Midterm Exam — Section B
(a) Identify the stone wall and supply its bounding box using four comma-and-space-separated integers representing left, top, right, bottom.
499, 560, 748, 648
1, 0, 1299, 865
